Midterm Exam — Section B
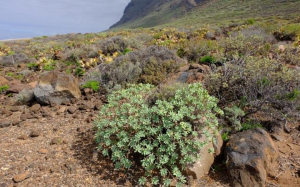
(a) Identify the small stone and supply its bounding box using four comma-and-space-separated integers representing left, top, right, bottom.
28, 163, 35, 169
271, 134, 283, 141
25, 156, 31, 161
20, 114, 34, 121
83, 88, 93, 95
57, 106, 66, 114
0, 183, 7, 187
0, 120, 12, 128
298, 125, 300, 131
72, 114, 78, 119
67, 106, 77, 114
92, 150, 98, 162
50, 137, 64, 145
18, 135, 29, 140
85, 117, 92, 123
85, 101, 95, 109
76, 127, 83, 132
9, 106, 24, 112
29, 130, 40, 138
13, 171, 31, 183
94, 101, 102, 111
30, 104, 41, 113
38, 149, 48, 154
50, 166, 59, 173
12, 119, 22, 126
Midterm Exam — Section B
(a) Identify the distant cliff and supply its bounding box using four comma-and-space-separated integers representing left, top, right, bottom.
110, 0, 204, 28
110, 0, 300, 29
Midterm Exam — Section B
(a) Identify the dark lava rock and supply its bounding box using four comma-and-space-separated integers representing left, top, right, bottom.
225, 128, 278, 187
29, 130, 40, 138
67, 106, 77, 114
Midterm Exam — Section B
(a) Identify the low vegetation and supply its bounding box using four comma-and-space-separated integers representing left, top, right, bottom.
1, 17, 299, 186
95, 83, 223, 186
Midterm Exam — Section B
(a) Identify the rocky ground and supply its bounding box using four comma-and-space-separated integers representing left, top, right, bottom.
0, 64, 299, 187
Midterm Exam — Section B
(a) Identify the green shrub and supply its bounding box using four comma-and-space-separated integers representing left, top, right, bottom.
95, 83, 223, 186
43, 62, 56, 71
285, 89, 300, 101
27, 63, 39, 71
221, 132, 229, 141
6, 72, 14, 77
75, 66, 85, 76
0, 85, 9, 93
200, 55, 216, 64
241, 123, 263, 131
122, 48, 132, 55
246, 19, 256, 25
82, 81, 100, 92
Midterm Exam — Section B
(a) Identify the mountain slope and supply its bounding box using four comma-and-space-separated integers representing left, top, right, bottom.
110, 0, 204, 28
111, 0, 300, 29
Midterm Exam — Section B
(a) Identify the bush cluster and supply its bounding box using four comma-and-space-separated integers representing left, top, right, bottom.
206, 56, 300, 116
95, 46, 186, 92
95, 83, 223, 186
98, 36, 127, 55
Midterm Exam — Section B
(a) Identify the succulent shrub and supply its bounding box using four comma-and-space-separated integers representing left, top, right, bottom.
95, 83, 223, 186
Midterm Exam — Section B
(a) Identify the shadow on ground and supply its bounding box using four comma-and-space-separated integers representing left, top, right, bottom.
71, 128, 143, 186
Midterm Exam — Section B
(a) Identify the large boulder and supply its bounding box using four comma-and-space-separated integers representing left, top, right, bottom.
225, 128, 278, 187
34, 71, 81, 105
0, 53, 30, 67
185, 127, 223, 179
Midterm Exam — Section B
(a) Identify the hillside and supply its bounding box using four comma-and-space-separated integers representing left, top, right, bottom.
111, 0, 300, 29
1, 0, 300, 186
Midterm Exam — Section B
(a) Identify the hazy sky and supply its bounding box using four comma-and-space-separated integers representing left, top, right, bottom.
0, 0, 130, 39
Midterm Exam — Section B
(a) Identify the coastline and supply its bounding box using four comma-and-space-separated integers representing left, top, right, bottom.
0, 38, 31, 42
